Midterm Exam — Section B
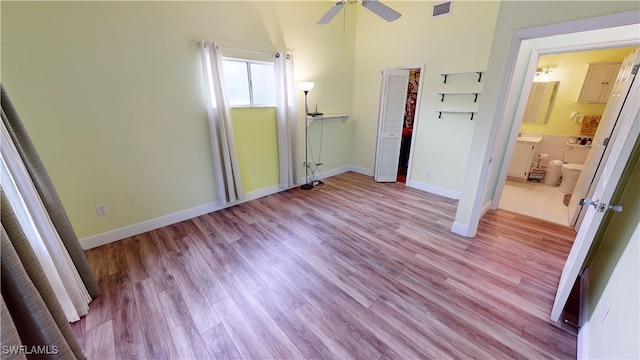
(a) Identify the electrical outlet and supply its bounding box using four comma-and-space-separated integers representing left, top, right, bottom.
425, 171, 432, 179
95, 204, 108, 216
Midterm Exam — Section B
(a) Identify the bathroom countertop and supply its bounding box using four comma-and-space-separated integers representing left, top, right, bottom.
517, 136, 543, 143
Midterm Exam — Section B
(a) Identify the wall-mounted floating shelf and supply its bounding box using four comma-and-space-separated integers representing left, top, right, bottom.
306, 113, 349, 126
435, 110, 477, 120
435, 70, 484, 121
440, 70, 484, 84
437, 92, 479, 102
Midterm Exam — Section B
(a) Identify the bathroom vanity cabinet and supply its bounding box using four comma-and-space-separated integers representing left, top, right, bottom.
507, 139, 539, 181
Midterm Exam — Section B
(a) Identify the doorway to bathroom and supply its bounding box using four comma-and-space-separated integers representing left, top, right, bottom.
497, 45, 639, 227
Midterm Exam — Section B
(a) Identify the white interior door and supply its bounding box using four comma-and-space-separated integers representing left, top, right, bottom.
569, 49, 640, 228
374, 69, 409, 182
551, 64, 640, 322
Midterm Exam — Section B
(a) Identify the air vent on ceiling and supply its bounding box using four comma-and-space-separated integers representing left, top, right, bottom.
432, 1, 452, 18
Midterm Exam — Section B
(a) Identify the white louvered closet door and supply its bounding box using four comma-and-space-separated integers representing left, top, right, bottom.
374, 69, 410, 182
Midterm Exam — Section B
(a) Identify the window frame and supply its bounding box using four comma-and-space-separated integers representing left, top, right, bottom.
222, 57, 276, 108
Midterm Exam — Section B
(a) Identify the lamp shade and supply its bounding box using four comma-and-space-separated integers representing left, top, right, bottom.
299, 82, 315, 92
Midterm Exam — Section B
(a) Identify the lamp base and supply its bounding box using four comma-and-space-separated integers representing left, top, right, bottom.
300, 183, 314, 190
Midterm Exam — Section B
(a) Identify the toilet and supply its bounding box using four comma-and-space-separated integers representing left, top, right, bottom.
554, 143, 590, 194
558, 163, 584, 193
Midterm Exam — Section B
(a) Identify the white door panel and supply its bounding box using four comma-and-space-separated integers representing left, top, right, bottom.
569, 49, 640, 227
551, 60, 640, 322
375, 69, 410, 182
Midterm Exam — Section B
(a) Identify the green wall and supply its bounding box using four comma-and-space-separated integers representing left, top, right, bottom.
350, 1, 500, 191
1, 1, 356, 240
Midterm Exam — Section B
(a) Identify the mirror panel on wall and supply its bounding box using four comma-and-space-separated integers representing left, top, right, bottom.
522, 81, 559, 124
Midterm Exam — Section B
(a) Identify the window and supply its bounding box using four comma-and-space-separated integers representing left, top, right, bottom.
222, 58, 276, 107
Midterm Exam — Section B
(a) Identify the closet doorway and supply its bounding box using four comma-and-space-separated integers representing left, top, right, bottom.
398, 68, 421, 183
374, 65, 424, 183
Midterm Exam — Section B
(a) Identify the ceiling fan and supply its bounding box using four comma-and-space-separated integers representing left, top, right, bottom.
317, 0, 402, 25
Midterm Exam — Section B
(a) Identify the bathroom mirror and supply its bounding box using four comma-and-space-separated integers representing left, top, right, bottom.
522, 81, 559, 124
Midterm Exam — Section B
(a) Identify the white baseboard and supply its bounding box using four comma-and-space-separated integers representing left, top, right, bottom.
407, 179, 460, 200
348, 165, 374, 177
80, 167, 359, 250
317, 165, 351, 179
451, 222, 472, 237
80, 183, 287, 250
80, 166, 468, 249
480, 201, 492, 216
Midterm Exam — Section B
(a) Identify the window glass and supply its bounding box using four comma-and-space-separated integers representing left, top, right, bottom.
222, 60, 251, 106
250, 63, 276, 106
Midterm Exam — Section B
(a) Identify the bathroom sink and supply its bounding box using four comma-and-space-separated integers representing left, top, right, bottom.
517, 136, 542, 143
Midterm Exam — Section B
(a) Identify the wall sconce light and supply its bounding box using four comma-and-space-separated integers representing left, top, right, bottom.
535, 67, 552, 82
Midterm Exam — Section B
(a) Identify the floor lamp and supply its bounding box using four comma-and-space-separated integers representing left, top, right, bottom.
299, 82, 315, 190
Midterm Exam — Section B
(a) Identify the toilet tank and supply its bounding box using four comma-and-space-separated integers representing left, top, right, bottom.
564, 143, 590, 164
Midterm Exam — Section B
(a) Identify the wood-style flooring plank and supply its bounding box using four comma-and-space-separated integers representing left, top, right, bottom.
106, 241, 127, 276
123, 236, 149, 284
84, 320, 116, 360
163, 248, 220, 334
84, 277, 112, 331
132, 278, 179, 359
84, 247, 113, 331
157, 286, 211, 359
108, 273, 147, 360
214, 265, 306, 359
253, 287, 336, 360
294, 302, 372, 360
213, 296, 273, 360
200, 323, 242, 360
137, 231, 176, 293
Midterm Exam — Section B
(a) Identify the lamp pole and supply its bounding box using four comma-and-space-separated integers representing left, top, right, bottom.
299, 82, 315, 190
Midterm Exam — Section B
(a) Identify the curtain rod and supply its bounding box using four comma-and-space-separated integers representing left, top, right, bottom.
190, 39, 280, 56
191, 40, 295, 55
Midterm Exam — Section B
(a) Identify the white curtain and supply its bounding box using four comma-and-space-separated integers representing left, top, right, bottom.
199, 42, 243, 205
274, 52, 300, 188
1, 121, 90, 322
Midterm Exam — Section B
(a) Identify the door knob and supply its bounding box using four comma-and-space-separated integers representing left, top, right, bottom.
608, 204, 623, 213
579, 198, 599, 209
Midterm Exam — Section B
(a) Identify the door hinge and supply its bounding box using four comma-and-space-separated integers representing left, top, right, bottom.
632, 64, 639, 75
603, 137, 610, 147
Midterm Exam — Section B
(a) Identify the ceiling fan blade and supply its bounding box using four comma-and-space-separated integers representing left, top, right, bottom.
361, 0, 401, 22
317, 1, 346, 25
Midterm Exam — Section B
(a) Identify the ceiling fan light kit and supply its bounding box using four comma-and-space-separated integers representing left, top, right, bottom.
317, 0, 402, 25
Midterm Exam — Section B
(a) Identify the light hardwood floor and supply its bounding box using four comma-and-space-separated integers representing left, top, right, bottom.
71, 172, 578, 359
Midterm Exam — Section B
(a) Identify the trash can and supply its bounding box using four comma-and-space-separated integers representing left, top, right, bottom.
544, 160, 563, 186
